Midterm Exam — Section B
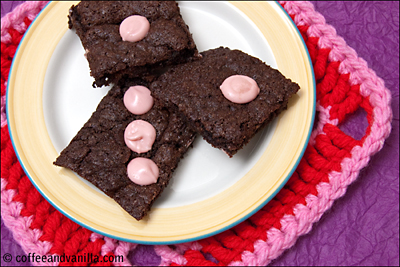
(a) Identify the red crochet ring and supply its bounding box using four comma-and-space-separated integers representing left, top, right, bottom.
1, 1, 392, 266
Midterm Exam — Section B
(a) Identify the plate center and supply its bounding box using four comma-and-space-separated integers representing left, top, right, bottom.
43, 2, 277, 209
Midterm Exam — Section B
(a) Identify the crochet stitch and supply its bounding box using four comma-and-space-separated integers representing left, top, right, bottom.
1, 1, 392, 266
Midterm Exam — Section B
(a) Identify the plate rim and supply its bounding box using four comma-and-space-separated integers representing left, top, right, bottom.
6, 0, 316, 245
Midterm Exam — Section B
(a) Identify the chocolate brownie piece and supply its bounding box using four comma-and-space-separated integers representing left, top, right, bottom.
53, 79, 196, 220
68, 1, 200, 87
150, 47, 300, 157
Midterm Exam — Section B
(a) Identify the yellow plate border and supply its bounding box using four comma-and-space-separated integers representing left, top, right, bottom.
7, 1, 315, 244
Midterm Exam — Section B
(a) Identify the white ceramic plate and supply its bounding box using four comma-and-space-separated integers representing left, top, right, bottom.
7, 1, 315, 244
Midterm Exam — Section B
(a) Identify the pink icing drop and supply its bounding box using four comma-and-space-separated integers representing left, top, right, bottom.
124, 120, 156, 154
119, 15, 150, 42
220, 75, 260, 104
127, 157, 159, 185
123, 85, 154, 115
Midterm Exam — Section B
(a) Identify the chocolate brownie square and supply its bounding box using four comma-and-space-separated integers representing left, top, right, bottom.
150, 47, 300, 157
68, 1, 200, 87
53, 79, 196, 220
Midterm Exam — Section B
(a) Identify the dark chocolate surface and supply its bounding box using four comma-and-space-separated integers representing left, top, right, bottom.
68, 1, 200, 87
54, 80, 196, 220
150, 47, 300, 157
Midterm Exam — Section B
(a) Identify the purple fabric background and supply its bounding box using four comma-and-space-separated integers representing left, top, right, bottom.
1, 1, 399, 266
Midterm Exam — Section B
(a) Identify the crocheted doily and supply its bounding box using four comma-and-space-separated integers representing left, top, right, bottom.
1, 1, 392, 266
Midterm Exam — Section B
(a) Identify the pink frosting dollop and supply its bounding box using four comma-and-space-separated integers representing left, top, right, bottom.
123, 85, 154, 115
127, 157, 159, 185
119, 15, 150, 42
220, 75, 260, 104
124, 120, 156, 154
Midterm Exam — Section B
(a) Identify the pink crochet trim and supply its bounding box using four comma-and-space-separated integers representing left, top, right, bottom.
1, 1, 48, 44
1, 179, 53, 266
1, 95, 6, 128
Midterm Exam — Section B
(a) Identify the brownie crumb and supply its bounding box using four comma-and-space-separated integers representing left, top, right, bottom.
150, 47, 300, 157
54, 79, 196, 220
68, 1, 200, 87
